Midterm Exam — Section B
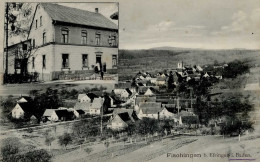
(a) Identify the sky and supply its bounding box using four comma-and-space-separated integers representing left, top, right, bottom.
118, 0, 260, 50
2, 0, 260, 49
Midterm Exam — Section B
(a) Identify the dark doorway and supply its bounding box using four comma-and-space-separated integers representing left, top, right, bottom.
96, 55, 102, 70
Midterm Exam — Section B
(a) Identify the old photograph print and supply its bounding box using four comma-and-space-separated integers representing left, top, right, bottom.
1, 0, 260, 162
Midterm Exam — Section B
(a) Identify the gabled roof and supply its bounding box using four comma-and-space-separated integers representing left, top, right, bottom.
165, 107, 178, 114
136, 96, 156, 106
40, 3, 117, 30
43, 109, 56, 117
139, 102, 162, 114
157, 76, 166, 81
76, 109, 85, 115
125, 88, 132, 96
87, 93, 99, 100
17, 102, 34, 113
78, 94, 87, 100
92, 97, 103, 109
55, 109, 74, 118
118, 112, 134, 124
74, 102, 91, 111
17, 96, 33, 103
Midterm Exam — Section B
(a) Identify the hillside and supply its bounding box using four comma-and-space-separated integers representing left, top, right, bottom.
118, 48, 260, 80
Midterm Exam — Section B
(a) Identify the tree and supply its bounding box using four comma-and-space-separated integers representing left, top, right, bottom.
19, 149, 52, 162
1, 96, 16, 119
33, 88, 62, 119
1, 137, 21, 162
167, 71, 174, 90
4, 3, 34, 82
135, 118, 159, 136
58, 133, 72, 149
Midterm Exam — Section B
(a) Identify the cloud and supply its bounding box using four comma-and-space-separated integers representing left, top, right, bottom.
147, 21, 175, 32
212, 9, 260, 36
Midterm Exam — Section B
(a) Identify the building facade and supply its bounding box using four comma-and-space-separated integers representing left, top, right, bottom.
5, 3, 118, 81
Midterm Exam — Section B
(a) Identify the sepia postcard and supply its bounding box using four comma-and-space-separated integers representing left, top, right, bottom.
0, 0, 260, 162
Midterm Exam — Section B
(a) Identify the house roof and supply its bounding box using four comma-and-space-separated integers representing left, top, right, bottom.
17, 102, 34, 113
122, 88, 132, 96
18, 96, 33, 103
165, 107, 178, 114
43, 109, 56, 117
40, 3, 117, 30
87, 93, 99, 100
92, 97, 103, 109
55, 109, 74, 118
74, 102, 91, 111
157, 76, 166, 81
136, 96, 156, 106
78, 94, 87, 100
113, 108, 133, 115
139, 102, 162, 114
118, 112, 134, 124
76, 109, 85, 115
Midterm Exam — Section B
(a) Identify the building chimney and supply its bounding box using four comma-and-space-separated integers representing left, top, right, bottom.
95, 8, 99, 13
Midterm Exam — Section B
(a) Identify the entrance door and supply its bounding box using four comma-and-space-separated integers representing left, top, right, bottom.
96, 55, 102, 71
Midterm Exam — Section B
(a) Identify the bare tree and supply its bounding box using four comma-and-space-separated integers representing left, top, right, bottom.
4, 3, 34, 82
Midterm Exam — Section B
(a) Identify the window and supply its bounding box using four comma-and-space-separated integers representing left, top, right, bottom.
14, 59, 21, 69
43, 32, 46, 44
112, 55, 117, 67
35, 19, 38, 28
40, 16, 42, 26
32, 57, 35, 69
95, 33, 101, 45
62, 54, 69, 68
61, 29, 69, 43
82, 54, 88, 67
81, 31, 87, 44
42, 55, 46, 68
109, 35, 116, 46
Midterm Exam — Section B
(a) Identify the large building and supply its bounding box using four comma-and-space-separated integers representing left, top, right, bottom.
4, 3, 118, 81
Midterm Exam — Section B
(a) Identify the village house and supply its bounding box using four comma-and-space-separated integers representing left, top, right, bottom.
74, 102, 92, 114
107, 112, 135, 130
144, 87, 157, 96
135, 96, 157, 107
17, 96, 33, 103
78, 94, 91, 103
4, 3, 118, 81
11, 102, 35, 119
90, 97, 104, 115
156, 76, 166, 86
49, 109, 75, 122
137, 102, 162, 119
42, 109, 57, 122
159, 106, 179, 122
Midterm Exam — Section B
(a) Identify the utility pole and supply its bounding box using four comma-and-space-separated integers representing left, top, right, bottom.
177, 94, 180, 115
100, 97, 104, 136
5, 3, 9, 79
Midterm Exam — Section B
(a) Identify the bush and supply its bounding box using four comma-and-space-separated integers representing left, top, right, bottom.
1, 137, 21, 162
58, 133, 73, 149
84, 147, 93, 154
19, 149, 51, 162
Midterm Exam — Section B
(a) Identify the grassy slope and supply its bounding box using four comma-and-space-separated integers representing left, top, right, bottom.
118, 49, 260, 80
